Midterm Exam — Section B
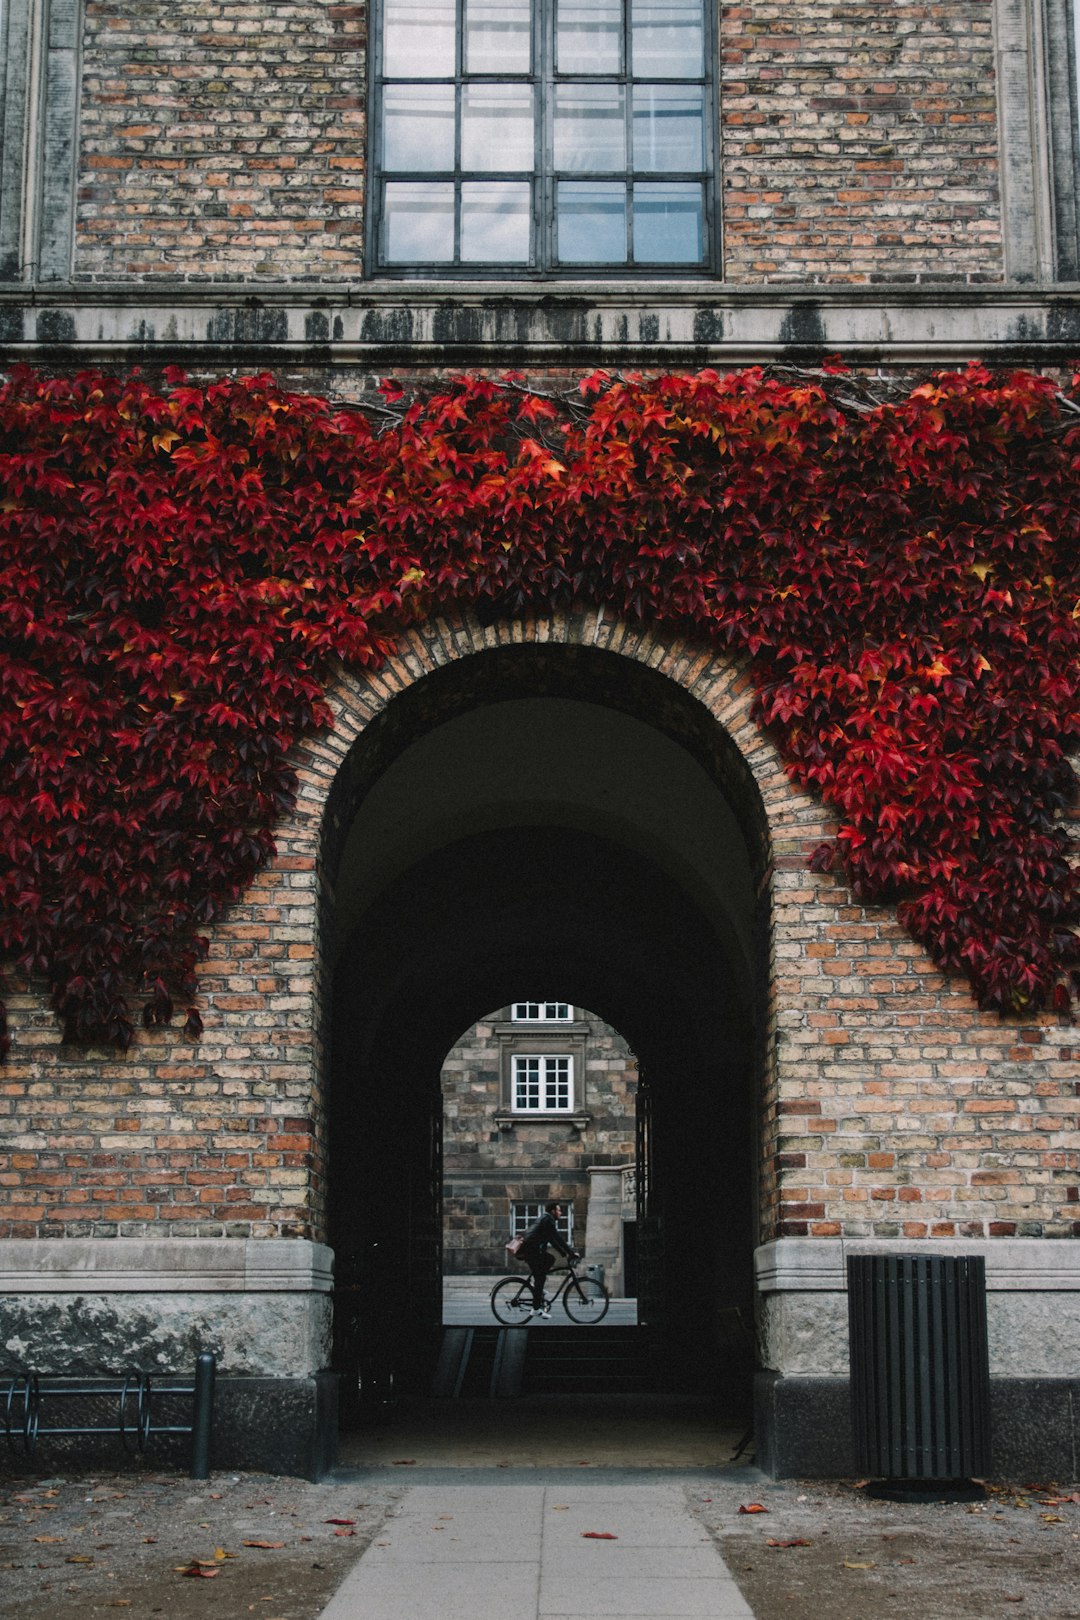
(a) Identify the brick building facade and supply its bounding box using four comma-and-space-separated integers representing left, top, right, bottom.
1, 0, 1078, 1479
441, 1003, 637, 1283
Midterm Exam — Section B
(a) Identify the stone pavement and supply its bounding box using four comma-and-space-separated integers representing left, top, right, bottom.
316, 1481, 755, 1619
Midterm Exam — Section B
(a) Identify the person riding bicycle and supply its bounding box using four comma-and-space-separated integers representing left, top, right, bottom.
517, 1201, 578, 1319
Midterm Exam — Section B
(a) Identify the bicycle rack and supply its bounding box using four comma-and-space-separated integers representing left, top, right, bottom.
0, 1352, 216, 1479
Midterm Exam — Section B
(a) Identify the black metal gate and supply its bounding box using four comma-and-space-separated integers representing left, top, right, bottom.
635, 1067, 664, 1328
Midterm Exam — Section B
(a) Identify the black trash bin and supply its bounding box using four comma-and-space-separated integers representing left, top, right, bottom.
848, 1254, 992, 1490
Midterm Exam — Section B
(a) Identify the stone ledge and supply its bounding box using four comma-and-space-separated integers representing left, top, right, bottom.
2, 280, 1080, 363
0, 1238, 334, 1293
755, 1237, 1080, 1294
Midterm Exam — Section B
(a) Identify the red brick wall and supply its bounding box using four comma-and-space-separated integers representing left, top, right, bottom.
71, 1, 1004, 283
719, 0, 1002, 282
1, 612, 1074, 1243
76, 1, 368, 279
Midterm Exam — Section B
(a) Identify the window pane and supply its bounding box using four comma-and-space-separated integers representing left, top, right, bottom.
465, 0, 532, 74
557, 181, 626, 261
514, 1055, 541, 1108
462, 85, 534, 170
633, 181, 703, 262
630, 0, 703, 77
544, 1057, 571, 1109
383, 84, 455, 171
382, 181, 455, 261
632, 85, 704, 170
383, 0, 456, 77
461, 181, 531, 260
556, 0, 622, 74
553, 84, 625, 172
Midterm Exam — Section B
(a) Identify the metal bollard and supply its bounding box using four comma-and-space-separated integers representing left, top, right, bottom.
190, 1352, 216, 1480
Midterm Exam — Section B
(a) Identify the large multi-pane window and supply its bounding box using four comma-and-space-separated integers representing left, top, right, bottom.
511, 1201, 575, 1241
512, 1001, 572, 1022
373, 0, 715, 273
512, 1054, 573, 1111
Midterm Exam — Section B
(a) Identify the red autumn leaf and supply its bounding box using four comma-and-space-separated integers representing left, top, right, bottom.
738, 1504, 769, 1515
0, 361, 1077, 1060
581, 1532, 618, 1539
241, 1540, 285, 1549
325, 1517, 357, 1525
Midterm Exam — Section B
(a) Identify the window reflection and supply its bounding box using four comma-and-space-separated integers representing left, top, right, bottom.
632, 85, 704, 171
554, 84, 626, 172
462, 86, 535, 171
461, 181, 532, 261
558, 182, 626, 262
465, 0, 532, 74
633, 182, 703, 262
630, 0, 703, 77
383, 84, 456, 171
376, 0, 712, 271
382, 181, 456, 261
556, 0, 622, 74
383, 0, 456, 77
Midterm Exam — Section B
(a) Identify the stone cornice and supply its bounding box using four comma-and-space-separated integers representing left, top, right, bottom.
0, 1238, 335, 1293
755, 1237, 1080, 1293
2, 280, 1080, 366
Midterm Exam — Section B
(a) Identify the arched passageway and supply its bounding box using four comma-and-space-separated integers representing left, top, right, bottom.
323, 642, 770, 1444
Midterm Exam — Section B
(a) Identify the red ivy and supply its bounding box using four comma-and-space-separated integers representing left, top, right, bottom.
0, 363, 1078, 1054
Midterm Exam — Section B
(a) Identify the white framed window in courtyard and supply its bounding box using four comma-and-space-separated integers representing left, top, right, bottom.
512, 1001, 572, 1022
511, 1201, 575, 1241
371, 0, 718, 274
513, 1053, 573, 1112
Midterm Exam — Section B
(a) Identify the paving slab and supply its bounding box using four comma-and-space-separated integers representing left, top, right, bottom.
317, 1483, 755, 1620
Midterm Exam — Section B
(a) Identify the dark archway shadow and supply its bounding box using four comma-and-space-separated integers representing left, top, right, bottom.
322, 646, 768, 1463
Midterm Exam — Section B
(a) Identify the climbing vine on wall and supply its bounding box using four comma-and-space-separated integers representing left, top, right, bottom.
1, 361, 1078, 1054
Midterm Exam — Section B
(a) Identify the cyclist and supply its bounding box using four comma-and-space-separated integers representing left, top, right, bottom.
517, 1201, 578, 1319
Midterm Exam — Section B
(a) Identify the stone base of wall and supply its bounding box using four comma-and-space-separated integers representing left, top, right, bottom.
0, 1239, 334, 1377
0, 1373, 339, 1482
755, 1372, 1080, 1481
212, 1372, 339, 1480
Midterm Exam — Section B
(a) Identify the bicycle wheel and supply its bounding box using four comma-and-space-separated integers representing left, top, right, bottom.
562, 1274, 610, 1323
491, 1276, 534, 1326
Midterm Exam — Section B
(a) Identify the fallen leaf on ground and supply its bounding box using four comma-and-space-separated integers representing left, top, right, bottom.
738, 1503, 768, 1515
1041, 1514, 1064, 1523
334, 1528, 355, 1537
242, 1540, 285, 1549
766, 1539, 812, 1549
33, 1536, 64, 1543
551, 1505, 569, 1511
66, 1555, 95, 1565
581, 1532, 618, 1540
177, 1563, 219, 1579
391, 1460, 416, 1466
1004, 1598, 1024, 1604
106, 1602, 132, 1608
842, 1560, 876, 1569
325, 1518, 356, 1525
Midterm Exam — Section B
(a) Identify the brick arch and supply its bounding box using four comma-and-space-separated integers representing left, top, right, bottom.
288, 606, 834, 1250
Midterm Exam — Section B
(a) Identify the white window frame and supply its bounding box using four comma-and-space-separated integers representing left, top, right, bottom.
511, 1201, 574, 1242
512, 1052, 573, 1112
511, 1001, 572, 1022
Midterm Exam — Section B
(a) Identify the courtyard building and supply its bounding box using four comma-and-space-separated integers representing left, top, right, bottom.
0, 0, 1078, 1480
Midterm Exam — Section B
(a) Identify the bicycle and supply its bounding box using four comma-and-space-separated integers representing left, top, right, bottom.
490, 1257, 610, 1326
